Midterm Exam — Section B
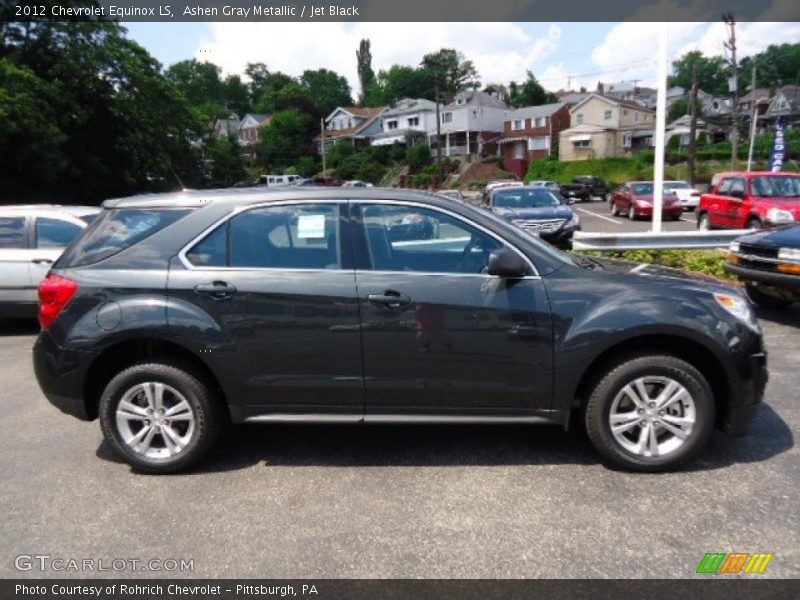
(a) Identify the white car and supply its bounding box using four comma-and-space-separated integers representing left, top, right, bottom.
664, 180, 702, 211
529, 180, 561, 193
0, 205, 99, 319
341, 180, 374, 188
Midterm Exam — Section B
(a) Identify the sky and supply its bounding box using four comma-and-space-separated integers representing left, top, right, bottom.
125, 21, 800, 96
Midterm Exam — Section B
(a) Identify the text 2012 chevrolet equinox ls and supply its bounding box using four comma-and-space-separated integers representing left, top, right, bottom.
33, 189, 768, 473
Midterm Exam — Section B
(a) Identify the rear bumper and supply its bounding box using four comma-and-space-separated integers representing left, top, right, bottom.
33, 331, 93, 421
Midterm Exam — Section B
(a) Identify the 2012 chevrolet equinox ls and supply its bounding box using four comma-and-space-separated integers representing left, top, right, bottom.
33, 189, 768, 473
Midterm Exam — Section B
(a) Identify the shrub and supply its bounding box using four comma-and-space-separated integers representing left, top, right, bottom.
406, 142, 432, 173
582, 249, 734, 282
326, 142, 356, 169
356, 161, 387, 184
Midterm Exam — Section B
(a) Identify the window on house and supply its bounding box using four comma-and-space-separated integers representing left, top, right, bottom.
622, 132, 632, 148
573, 139, 591, 148
534, 117, 546, 127
512, 119, 524, 130
623, 109, 629, 116
472, 110, 478, 118
576, 114, 584, 124
386, 120, 398, 130
441, 112, 453, 124
407, 117, 419, 127
604, 109, 613, 120
634, 112, 639, 122
528, 137, 549, 151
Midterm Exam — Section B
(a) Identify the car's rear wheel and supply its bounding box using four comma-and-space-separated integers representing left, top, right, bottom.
745, 283, 794, 309
99, 362, 223, 474
697, 213, 710, 230
585, 354, 714, 472
746, 218, 763, 230
610, 201, 619, 216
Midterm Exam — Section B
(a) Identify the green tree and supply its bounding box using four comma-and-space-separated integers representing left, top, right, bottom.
206, 134, 246, 186
669, 51, 729, 96
257, 108, 315, 171
222, 74, 251, 116
253, 71, 296, 113
668, 97, 690, 122
244, 61, 271, 103
165, 59, 228, 120
740, 43, 800, 88
421, 48, 480, 102
368, 65, 434, 105
406, 142, 432, 173
356, 39, 376, 106
508, 71, 557, 107
300, 68, 352, 116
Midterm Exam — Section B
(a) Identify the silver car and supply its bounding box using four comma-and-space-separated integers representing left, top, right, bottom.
0, 205, 99, 318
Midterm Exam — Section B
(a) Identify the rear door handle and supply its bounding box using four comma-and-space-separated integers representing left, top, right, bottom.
367, 291, 412, 308
194, 281, 237, 300
31, 258, 54, 265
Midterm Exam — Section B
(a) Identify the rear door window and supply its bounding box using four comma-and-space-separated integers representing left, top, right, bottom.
0, 217, 26, 249
35, 218, 83, 248
58, 208, 191, 267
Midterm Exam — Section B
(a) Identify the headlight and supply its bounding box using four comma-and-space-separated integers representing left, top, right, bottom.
778, 247, 800, 262
729, 241, 740, 253
714, 292, 757, 328
567, 213, 580, 227
766, 208, 795, 224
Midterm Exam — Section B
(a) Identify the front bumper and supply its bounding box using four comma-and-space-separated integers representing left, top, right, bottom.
634, 204, 684, 218
725, 261, 800, 291
518, 224, 580, 247
723, 349, 768, 436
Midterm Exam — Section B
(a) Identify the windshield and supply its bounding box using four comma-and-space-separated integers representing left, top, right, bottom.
631, 183, 653, 195
493, 188, 560, 209
750, 175, 800, 198
665, 182, 691, 189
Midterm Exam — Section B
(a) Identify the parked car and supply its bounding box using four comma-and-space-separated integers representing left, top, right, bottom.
529, 180, 561, 193
697, 171, 800, 231
560, 176, 609, 203
342, 180, 374, 188
481, 179, 522, 204
609, 182, 684, 221
312, 176, 344, 187
664, 180, 702, 211
34, 188, 767, 474
0, 205, 100, 319
725, 225, 800, 309
257, 174, 303, 187
488, 186, 580, 248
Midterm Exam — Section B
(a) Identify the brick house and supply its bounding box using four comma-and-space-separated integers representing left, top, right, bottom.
498, 102, 570, 178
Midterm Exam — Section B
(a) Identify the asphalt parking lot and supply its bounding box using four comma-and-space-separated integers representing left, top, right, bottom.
570, 197, 698, 233
1, 304, 797, 579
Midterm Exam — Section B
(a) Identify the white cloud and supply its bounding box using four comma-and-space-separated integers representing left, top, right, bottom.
196, 22, 563, 97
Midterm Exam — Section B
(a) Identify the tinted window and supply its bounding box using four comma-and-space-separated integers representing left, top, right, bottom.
750, 175, 800, 197
186, 204, 341, 270
36, 218, 83, 248
492, 188, 560, 208
729, 178, 745, 196
58, 208, 191, 267
717, 178, 733, 195
361, 204, 505, 274
631, 183, 654, 195
0, 217, 25, 249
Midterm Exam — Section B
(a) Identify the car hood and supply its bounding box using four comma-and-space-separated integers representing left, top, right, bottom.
751, 197, 800, 214
493, 205, 574, 220
587, 256, 737, 294
736, 224, 800, 248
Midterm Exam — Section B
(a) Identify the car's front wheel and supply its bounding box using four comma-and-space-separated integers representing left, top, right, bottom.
585, 354, 714, 472
628, 205, 637, 220
697, 213, 710, 230
99, 362, 223, 474
610, 200, 619, 216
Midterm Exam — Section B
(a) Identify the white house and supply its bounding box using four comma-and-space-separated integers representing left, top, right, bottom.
436, 91, 508, 157
317, 106, 386, 154
370, 98, 439, 146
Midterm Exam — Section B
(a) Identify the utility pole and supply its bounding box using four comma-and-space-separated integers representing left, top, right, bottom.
687, 65, 699, 185
723, 13, 738, 169
747, 61, 758, 171
320, 118, 326, 175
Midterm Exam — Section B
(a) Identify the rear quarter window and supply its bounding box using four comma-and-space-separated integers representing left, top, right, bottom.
57, 208, 191, 267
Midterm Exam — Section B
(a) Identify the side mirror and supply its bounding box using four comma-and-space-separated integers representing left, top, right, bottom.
487, 248, 528, 278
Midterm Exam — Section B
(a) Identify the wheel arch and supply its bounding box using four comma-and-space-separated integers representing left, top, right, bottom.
83, 338, 227, 420
571, 334, 731, 429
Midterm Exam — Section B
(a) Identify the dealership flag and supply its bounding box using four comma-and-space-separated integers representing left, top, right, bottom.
768, 118, 786, 172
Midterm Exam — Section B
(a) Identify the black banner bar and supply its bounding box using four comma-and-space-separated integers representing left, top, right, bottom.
5, 0, 800, 22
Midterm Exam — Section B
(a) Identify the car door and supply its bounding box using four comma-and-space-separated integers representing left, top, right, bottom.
0, 214, 34, 307
613, 185, 630, 212
351, 201, 553, 415
168, 201, 364, 418
721, 177, 746, 228
707, 177, 733, 227
30, 216, 85, 285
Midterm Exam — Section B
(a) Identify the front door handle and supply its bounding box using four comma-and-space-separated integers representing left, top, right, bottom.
194, 281, 237, 300
366, 290, 412, 308
31, 258, 54, 265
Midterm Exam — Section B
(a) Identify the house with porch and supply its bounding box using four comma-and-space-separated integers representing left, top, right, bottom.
369, 98, 439, 147
559, 94, 656, 161
498, 102, 571, 178
317, 106, 386, 154
434, 91, 508, 157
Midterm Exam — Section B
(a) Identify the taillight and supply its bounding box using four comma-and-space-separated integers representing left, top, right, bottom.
38, 274, 78, 330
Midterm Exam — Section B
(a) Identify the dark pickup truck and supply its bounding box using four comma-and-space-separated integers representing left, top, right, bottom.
560, 176, 610, 202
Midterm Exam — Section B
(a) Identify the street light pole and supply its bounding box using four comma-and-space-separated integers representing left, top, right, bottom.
652, 23, 669, 233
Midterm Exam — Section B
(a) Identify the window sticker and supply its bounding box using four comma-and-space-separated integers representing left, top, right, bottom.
297, 214, 326, 239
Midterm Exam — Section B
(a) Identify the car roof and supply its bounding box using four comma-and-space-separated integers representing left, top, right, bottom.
0, 205, 100, 221
102, 187, 463, 210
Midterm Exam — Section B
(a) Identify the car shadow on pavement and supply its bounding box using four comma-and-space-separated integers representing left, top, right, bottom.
96, 403, 792, 474
0, 319, 39, 336
754, 304, 800, 327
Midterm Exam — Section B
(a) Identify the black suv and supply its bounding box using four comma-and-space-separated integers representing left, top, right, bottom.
34, 189, 767, 473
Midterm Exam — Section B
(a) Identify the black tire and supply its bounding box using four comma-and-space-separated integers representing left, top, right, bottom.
610, 201, 619, 216
628, 205, 637, 220
670, 213, 681, 221
746, 218, 763, 230
697, 213, 710, 230
584, 354, 715, 472
745, 283, 793, 309
99, 361, 223, 474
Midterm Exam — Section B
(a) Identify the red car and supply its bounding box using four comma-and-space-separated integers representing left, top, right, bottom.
697, 171, 800, 230
609, 181, 683, 221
